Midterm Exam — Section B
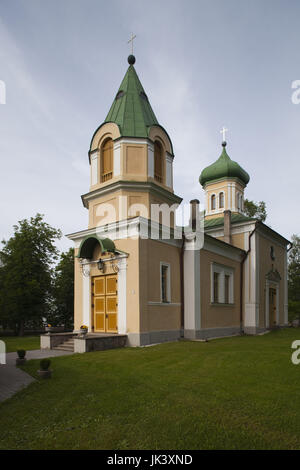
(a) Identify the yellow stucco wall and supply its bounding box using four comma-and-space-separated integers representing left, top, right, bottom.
217, 232, 245, 250
200, 249, 241, 329
139, 239, 181, 333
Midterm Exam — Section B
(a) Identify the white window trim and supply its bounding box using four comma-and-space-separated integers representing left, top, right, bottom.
211, 263, 234, 304
160, 262, 171, 303
90, 151, 98, 186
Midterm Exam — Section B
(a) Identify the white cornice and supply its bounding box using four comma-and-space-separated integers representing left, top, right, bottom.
81, 181, 182, 208
66, 216, 183, 248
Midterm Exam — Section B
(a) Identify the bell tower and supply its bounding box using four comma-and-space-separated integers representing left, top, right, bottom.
82, 55, 182, 229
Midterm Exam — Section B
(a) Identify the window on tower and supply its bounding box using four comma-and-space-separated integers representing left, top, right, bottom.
219, 192, 224, 209
154, 140, 164, 183
211, 194, 216, 210
236, 192, 241, 210
101, 138, 113, 182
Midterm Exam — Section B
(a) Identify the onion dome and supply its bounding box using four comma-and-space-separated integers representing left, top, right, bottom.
199, 142, 250, 187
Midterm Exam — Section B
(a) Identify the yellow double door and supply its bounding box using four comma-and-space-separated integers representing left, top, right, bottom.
92, 274, 118, 333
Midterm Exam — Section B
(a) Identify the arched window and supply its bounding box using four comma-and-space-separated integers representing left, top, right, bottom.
101, 138, 113, 182
211, 194, 216, 210
154, 141, 164, 183
236, 192, 241, 210
219, 192, 224, 209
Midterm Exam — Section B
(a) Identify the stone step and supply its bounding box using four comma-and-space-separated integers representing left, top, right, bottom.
53, 339, 75, 351
53, 345, 74, 351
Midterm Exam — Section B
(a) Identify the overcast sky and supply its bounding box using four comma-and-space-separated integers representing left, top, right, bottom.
0, 0, 299, 252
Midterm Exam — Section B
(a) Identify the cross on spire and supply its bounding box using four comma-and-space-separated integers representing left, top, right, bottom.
128, 33, 136, 55
220, 126, 228, 143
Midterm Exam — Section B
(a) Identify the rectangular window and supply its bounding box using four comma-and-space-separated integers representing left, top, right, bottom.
161, 263, 170, 303
213, 272, 219, 303
211, 264, 234, 304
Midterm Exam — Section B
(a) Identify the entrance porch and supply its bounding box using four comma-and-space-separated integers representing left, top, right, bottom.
41, 332, 127, 353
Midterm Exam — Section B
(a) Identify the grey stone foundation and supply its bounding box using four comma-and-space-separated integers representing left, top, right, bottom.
184, 326, 241, 340
243, 326, 268, 335
127, 329, 181, 347
74, 334, 127, 353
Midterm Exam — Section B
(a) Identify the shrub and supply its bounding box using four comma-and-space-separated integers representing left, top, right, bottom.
40, 358, 51, 371
17, 349, 26, 359
288, 300, 300, 322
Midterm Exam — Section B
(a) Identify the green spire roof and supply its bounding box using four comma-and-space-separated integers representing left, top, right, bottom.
199, 143, 250, 187
104, 59, 159, 138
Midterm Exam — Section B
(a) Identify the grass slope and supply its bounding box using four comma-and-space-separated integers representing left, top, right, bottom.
1, 336, 40, 353
0, 329, 300, 449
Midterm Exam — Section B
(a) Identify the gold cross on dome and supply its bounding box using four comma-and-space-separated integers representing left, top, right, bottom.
128, 33, 136, 55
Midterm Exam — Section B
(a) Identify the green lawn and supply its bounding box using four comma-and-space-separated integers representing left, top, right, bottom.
1, 328, 300, 449
1, 335, 40, 353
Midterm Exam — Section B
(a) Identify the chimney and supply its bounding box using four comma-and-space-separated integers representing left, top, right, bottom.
224, 210, 231, 244
190, 199, 200, 231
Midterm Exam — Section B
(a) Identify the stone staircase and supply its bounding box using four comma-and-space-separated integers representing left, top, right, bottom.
51, 333, 127, 353
53, 338, 74, 352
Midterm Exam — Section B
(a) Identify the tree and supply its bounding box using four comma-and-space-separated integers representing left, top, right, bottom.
288, 234, 300, 320
244, 199, 267, 222
0, 214, 61, 335
49, 248, 74, 329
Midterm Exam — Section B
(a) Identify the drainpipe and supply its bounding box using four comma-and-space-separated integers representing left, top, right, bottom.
240, 222, 258, 333
180, 234, 185, 335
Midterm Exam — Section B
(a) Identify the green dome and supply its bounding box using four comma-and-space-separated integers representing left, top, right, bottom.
199, 143, 250, 187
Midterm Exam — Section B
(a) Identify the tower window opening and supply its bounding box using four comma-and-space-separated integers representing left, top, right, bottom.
219, 192, 224, 209
101, 138, 113, 182
154, 141, 164, 183
211, 194, 216, 211
237, 192, 241, 210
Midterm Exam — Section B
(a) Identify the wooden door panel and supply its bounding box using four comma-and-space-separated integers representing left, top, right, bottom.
95, 313, 105, 331
107, 313, 117, 332
94, 277, 105, 296
106, 276, 117, 295
106, 295, 117, 332
106, 296, 117, 312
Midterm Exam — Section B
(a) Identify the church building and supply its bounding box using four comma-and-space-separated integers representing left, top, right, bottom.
66, 54, 290, 350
